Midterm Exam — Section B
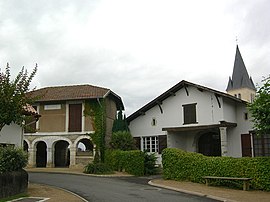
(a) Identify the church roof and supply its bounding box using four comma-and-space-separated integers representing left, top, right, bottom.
226, 45, 256, 91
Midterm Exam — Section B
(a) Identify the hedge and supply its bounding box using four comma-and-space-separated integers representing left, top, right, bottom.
162, 148, 270, 191
105, 150, 144, 176
0, 146, 28, 173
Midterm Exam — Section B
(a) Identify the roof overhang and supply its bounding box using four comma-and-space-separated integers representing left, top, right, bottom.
162, 121, 237, 132
127, 80, 247, 123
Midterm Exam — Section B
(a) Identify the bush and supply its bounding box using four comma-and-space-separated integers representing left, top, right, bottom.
144, 151, 159, 175
0, 146, 28, 173
110, 131, 135, 151
105, 149, 145, 176
162, 148, 270, 191
84, 163, 113, 174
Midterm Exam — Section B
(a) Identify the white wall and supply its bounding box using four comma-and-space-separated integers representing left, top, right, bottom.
0, 123, 23, 147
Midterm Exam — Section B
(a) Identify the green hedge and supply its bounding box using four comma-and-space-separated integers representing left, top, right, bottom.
162, 148, 270, 191
84, 162, 113, 174
0, 146, 28, 173
105, 150, 144, 176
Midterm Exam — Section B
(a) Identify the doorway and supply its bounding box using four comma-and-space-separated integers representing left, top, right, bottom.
198, 132, 221, 156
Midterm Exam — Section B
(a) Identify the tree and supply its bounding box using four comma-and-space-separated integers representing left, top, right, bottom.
110, 131, 135, 151
112, 109, 129, 132
0, 63, 37, 131
248, 76, 270, 135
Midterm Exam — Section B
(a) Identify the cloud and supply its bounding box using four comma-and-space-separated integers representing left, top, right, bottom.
0, 0, 269, 115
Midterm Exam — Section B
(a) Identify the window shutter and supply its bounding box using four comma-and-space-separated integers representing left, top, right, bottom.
183, 103, 197, 124
133, 137, 141, 150
158, 135, 167, 154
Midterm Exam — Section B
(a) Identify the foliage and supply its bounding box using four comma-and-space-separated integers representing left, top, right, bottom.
110, 131, 135, 151
0, 64, 37, 131
143, 151, 159, 175
248, 76, 270, 135
84, 99, 106, 163
84, 162, 113, 174
0, 146, 28, 173
112, 109, 129, 132
105, 149, 145, 176
162, 148, 270, 191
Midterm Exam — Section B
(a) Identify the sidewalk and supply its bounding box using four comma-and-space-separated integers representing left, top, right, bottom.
25, 168, 270, 202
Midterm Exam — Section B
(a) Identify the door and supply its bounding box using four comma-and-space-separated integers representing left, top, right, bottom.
241, 134, 252, 157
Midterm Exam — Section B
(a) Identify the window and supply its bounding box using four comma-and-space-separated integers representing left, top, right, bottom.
151, 118, 157, 126
136, 135, 167, 154
44, 104, 61, 110
69, 104, 82, 132
183, 103, 197, 124
253, 134, 270, 156
250, 93, 255, 103
244, 113, 248, 120
238, 93, 241, 99
142, 136, 158, 153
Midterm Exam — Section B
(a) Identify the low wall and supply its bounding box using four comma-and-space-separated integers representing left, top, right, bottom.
0, 170, 28, 199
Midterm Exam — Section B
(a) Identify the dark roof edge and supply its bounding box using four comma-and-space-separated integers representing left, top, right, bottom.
127, 80, 246, 122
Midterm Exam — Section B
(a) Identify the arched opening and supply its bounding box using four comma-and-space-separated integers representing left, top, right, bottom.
54, 140, 70, 167
23, 140, 29, 152
36, 141, 47, 167
77, 138, 93, 156
198, 132, 221, 156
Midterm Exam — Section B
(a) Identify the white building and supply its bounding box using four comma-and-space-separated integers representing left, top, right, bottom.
127, 46, 269, 164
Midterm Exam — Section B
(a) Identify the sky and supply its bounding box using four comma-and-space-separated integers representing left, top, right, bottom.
0, 0, 269, 116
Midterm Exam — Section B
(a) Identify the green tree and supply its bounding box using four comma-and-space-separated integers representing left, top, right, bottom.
0, 63, 37, 131
112, 109, 129, 132
110, 131, 135, 151
248, 76, 270, 135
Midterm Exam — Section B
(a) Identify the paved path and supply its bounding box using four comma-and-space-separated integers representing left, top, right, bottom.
29, 172, 218, 202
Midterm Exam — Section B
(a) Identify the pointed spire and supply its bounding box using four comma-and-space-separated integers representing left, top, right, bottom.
226, 45, 256, 91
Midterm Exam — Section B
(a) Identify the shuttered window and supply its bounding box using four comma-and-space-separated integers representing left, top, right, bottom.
69, 104, 82, 132
183, 103, 197, 124
158, 135, 167, 154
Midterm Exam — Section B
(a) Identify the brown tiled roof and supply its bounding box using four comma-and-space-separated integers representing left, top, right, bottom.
27, 84, 124, 110
28, 84, 110, 102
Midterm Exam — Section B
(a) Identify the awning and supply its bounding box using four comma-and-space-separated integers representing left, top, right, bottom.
162, 121, 237, 132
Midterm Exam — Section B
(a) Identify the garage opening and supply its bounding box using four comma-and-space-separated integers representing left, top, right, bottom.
198, 132, 221, 156
54, 140, 70, 167
36, 141, 47, 167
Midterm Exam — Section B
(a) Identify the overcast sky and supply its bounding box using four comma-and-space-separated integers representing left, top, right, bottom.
0, 0, 269, 115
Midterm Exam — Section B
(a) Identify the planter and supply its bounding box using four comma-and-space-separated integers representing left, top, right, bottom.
0, 169, 28, 199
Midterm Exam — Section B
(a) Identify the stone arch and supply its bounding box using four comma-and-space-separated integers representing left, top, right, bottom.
53, 140, 70, 167
74, 135, 94, 156
36, 141, 47, 167
198, 132, 221, 156
23, 139, 30, 152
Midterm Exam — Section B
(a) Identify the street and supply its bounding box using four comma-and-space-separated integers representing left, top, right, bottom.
29, 172, 218, 202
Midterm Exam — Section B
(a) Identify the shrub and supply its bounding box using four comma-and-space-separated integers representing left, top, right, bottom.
110, 131, 135, 151
144, 151, 159, 175
0, 146, 28, 173
84, 163, 113, 174
105, 149, 144, 176
162, 148, 270, 191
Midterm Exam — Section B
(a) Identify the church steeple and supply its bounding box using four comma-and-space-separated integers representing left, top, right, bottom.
226, 45, 256, 102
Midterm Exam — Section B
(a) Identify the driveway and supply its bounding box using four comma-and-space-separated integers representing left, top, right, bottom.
29, 172, 218, 202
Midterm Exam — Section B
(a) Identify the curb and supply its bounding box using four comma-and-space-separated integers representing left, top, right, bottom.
148, 180, 235, 202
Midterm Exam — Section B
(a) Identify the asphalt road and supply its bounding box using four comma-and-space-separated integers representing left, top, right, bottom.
29, 173, 218, 202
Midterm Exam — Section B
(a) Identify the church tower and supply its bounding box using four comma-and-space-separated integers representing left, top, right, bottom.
226, 45, 256, 102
